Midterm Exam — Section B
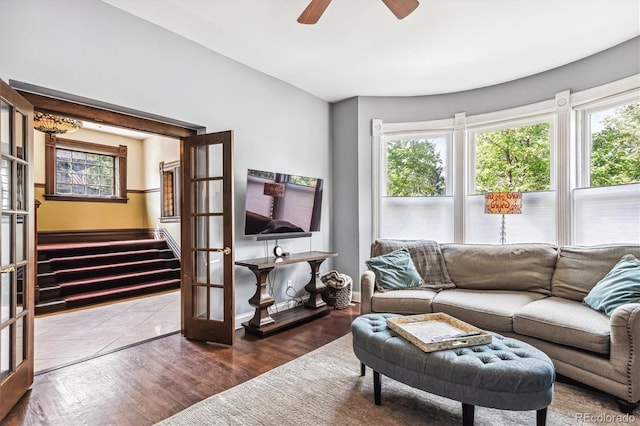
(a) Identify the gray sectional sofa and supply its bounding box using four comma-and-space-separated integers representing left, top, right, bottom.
360, 240, 640, 411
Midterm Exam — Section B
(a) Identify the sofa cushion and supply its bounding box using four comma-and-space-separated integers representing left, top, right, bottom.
551, 244, 640, 302
366, 249, 423, 292
441, 243, 557, 295
371, 289, 437, 314
514, 297, 610, 354
584, 254, 640, 316
371, 239, 455, 291
431, 289, 546, 332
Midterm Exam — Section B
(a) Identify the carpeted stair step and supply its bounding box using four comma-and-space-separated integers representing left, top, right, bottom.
46, 258, 181, 283
39, 285, 61, 300
36, 237, 181, 315
59, 268, 181, 296
35, 299, 67, 315
38, 248, 175, 273
37, 239, 168, 261
64, 278, 181, 309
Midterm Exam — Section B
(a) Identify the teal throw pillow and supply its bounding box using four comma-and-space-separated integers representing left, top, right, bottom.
584, 254, 640, 316
366, 249, 424, 292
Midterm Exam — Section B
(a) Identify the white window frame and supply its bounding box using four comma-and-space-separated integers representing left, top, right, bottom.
466, 114, 556, 196
372, 118, 454, 240
575, 90, 640, 189
371, 74, 640, 246
381, 131, 453, 197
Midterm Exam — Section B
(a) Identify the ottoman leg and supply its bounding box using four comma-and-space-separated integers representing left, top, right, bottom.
536, 407, 547, 426
360, 362, 366, 376
462, 403, 474, 426
374, 370, 381, 405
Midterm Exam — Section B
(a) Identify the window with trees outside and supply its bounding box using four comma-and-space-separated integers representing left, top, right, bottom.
380, 134, 452, 241
44, 135, 128, 203
573, 95, 640, 245
373, 77, 639, 245
466, 119, 555, 244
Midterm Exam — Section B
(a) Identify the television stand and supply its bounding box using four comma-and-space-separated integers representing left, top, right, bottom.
235, 251, 337, 337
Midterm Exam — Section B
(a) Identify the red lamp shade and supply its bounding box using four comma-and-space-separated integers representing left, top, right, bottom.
484, 192, 522, 214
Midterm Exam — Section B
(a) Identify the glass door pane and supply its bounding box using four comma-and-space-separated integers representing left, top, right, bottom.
190, 144, 224, 322
0, 101, 9, 154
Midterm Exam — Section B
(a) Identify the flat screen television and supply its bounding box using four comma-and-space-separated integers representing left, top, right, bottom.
244, 169, 323, 240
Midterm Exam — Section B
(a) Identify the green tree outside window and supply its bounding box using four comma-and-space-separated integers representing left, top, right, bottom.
385, 103, 638, 199
386, 139, 446, 197
590, 102, 640, 187
475, 123, 551, 193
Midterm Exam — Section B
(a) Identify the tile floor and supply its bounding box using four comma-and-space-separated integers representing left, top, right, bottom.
34, 290, 180, 373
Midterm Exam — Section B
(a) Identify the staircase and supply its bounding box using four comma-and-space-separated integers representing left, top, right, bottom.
36, 239, 181, 315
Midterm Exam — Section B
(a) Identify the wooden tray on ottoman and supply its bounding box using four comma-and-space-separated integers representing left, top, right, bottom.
386, 313, 492, 352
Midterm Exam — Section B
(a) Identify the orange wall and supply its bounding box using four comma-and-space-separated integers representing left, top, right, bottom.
35, 187, 146, 231
33, 128, 179, 233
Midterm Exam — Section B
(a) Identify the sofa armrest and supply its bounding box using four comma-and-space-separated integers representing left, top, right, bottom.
610, 302, 640, 403
360, 271, 376, 315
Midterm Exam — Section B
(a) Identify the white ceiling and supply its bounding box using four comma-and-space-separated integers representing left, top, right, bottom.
104, 0, 640, 103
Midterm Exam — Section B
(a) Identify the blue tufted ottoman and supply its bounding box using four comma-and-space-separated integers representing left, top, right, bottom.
352, 313, 555, 426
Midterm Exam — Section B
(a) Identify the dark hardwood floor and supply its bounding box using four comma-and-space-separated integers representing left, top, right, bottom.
4, 304, 360, 426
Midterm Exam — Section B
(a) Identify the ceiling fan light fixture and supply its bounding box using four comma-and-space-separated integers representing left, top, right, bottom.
33, 111, 83, 134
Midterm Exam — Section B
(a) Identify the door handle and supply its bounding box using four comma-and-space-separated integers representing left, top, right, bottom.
0, 266, 15, 274
214, 247, 231, 255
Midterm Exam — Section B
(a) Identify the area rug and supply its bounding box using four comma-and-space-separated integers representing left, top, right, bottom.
157, 334, 636, 426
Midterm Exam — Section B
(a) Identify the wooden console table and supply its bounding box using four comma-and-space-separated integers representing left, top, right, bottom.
235, 251, 337, 337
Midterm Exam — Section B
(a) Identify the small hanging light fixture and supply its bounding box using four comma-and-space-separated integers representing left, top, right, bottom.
33, 111, 82, 134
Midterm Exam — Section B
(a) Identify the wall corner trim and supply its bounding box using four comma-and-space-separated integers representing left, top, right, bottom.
372, 119, 383, 137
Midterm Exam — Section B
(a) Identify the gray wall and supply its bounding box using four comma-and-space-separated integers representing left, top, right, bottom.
331, 37, 640, 292
0, 0, 332, 318
330, 97, 359, 290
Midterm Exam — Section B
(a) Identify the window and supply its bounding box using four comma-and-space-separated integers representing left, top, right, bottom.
160, 160, 180, 222
379, 133, 453, 241
472, 122, 551, 193
56, 149, 114, 197
466, 119, 556, 244
44, 135, 128, 203
583, 99, 639, 187
373, 77, 639, 246
573, 94, 640, 245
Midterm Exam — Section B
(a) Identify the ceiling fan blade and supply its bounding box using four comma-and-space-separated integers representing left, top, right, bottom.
297, 0, 332, 25
381, 0, 420, 20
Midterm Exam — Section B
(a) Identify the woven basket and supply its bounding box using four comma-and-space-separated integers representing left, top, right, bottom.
322, 282, 352, 310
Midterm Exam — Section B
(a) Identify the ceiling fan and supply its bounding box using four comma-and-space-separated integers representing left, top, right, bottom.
298, 0, 420, 24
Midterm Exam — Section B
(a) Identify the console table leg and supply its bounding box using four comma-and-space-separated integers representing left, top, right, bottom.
304, 258, 327, 308
247, 266, 275, 327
